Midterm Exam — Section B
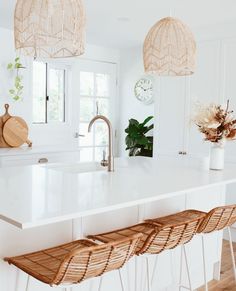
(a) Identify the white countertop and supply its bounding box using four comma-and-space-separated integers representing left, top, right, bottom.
1, 156, 236, 229
0, 145, 80, 157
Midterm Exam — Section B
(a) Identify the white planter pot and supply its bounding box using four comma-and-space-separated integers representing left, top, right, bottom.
210, 143, 225, 170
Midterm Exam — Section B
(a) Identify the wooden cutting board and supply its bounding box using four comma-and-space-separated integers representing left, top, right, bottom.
0, 104, 11, 148
3, 117, 32, 148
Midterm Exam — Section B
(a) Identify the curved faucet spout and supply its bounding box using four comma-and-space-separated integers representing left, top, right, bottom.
88, 115, 114, 172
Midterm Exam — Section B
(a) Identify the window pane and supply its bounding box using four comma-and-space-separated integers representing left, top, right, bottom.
80, 72, 94, 96
80, 98, 94, 121
79, 123, 93, 147
95, 123, 108, 146
96, 74, 109, 97
80, 148, 93, 162
33, 62, 46, 123
95, 147, 108, 162
96, 98, 109, 117
48, 67, 65, 122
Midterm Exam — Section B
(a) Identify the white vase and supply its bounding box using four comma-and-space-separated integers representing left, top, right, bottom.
210, 142, 225, 170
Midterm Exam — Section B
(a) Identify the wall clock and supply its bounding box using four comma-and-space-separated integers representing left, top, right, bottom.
134, 76, 154, 105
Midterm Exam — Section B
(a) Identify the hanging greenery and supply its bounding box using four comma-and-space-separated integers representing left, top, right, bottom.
7, 57, 24, 101
125, 116, 154, 157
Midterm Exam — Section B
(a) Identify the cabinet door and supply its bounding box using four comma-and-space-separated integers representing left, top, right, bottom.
187, 40, 221, 157
155, 77, 187, 156
222, 39, 236, 162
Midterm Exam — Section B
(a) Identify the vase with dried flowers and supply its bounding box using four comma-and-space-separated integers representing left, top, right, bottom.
194, 100, 236, 170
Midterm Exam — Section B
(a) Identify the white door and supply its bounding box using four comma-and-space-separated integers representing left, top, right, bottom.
72, 60, 118, 162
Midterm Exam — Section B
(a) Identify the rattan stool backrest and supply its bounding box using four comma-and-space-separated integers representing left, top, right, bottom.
142, 210, 206, 255
197, 204, 236, 234
53, 233, 142, 285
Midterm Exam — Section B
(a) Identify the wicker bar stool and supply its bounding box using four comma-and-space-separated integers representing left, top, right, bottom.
88, 210, 206, 291
197, 204, 236, 291
4, 234, 142, 291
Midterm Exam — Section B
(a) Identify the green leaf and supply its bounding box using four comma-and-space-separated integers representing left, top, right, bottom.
142, 116, 154, 126
9, 89, 15, 94
7, 63, 13, 70
13, 95, 20, 101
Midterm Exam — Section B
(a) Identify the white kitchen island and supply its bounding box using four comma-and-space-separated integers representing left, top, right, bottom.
0, 156, 236, 291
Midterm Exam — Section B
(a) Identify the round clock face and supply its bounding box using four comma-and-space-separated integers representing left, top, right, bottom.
134, 77, 154, 104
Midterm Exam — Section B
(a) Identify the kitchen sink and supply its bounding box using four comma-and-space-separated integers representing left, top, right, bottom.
42, 162, 104, 174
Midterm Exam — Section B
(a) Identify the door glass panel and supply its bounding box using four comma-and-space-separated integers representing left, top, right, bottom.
79, 123, 93, 147
96, 98, 109, 116
80, 72, 94, 96
95, 123, 108, 146
96, 74, 109, 97
80, 98, 94, 121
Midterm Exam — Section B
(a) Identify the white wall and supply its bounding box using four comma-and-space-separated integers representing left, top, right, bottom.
118, 47, 155, 156
0, 27, 120, 147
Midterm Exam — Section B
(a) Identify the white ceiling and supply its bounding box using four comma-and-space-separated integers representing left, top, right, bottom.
1, 0, 236, 48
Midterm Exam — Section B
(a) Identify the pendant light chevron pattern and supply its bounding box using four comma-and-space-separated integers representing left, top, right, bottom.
14, 0, 86, 58
143, 17, 196, 76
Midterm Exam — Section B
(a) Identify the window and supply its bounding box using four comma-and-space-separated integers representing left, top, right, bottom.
77, 62, 116, 163
32, 61, 67, 124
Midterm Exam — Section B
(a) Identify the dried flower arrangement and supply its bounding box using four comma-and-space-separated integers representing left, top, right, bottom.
194, 100, 236, 143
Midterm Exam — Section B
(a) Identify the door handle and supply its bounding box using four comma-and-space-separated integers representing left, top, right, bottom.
74, 132, 85, 139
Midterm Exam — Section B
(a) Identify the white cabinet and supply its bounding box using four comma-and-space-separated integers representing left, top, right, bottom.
155, 39, 227, 158
222, 39, 236, 162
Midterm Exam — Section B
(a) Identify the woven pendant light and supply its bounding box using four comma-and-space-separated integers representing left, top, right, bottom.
143, 17, 196, 76
14, 0, 86, 58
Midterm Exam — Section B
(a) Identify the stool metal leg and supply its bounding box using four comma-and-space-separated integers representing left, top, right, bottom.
201, 235, 208, 291
145, 257, 151, 291
183, 245, 193, 291
25, 275, 30, 291
179, 245, 183, 290
98, 276, 103, 291
227, 227, 236, 281
151, 255, 159, 285
179, 245, 193, 291
15, 269, 20, 291
118, 269, 125, 291
135, 256, 138, 291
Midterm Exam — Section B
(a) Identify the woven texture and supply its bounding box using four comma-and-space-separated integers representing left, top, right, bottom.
143, 17, 196, 76
197, 205, 236, 234
14, 0, 86, 58
5, 235, 141, 286
88, 210, 205, 255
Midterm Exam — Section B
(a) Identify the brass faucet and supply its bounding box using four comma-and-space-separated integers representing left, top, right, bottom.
88, 115, 114, 172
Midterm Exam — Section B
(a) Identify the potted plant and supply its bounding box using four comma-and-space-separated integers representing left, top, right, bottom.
194, 100, 236, 170
125, 116, 154, 157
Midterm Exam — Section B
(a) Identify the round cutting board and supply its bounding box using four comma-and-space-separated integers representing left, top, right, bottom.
3, 117, 32, 147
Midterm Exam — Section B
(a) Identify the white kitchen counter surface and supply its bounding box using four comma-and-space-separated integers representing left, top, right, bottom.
0, 156, 236, 229
0, 145, 80, 157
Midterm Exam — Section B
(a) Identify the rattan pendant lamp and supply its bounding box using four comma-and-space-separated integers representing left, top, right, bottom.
143, 17, 196, 76
14, 0, 86, 59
